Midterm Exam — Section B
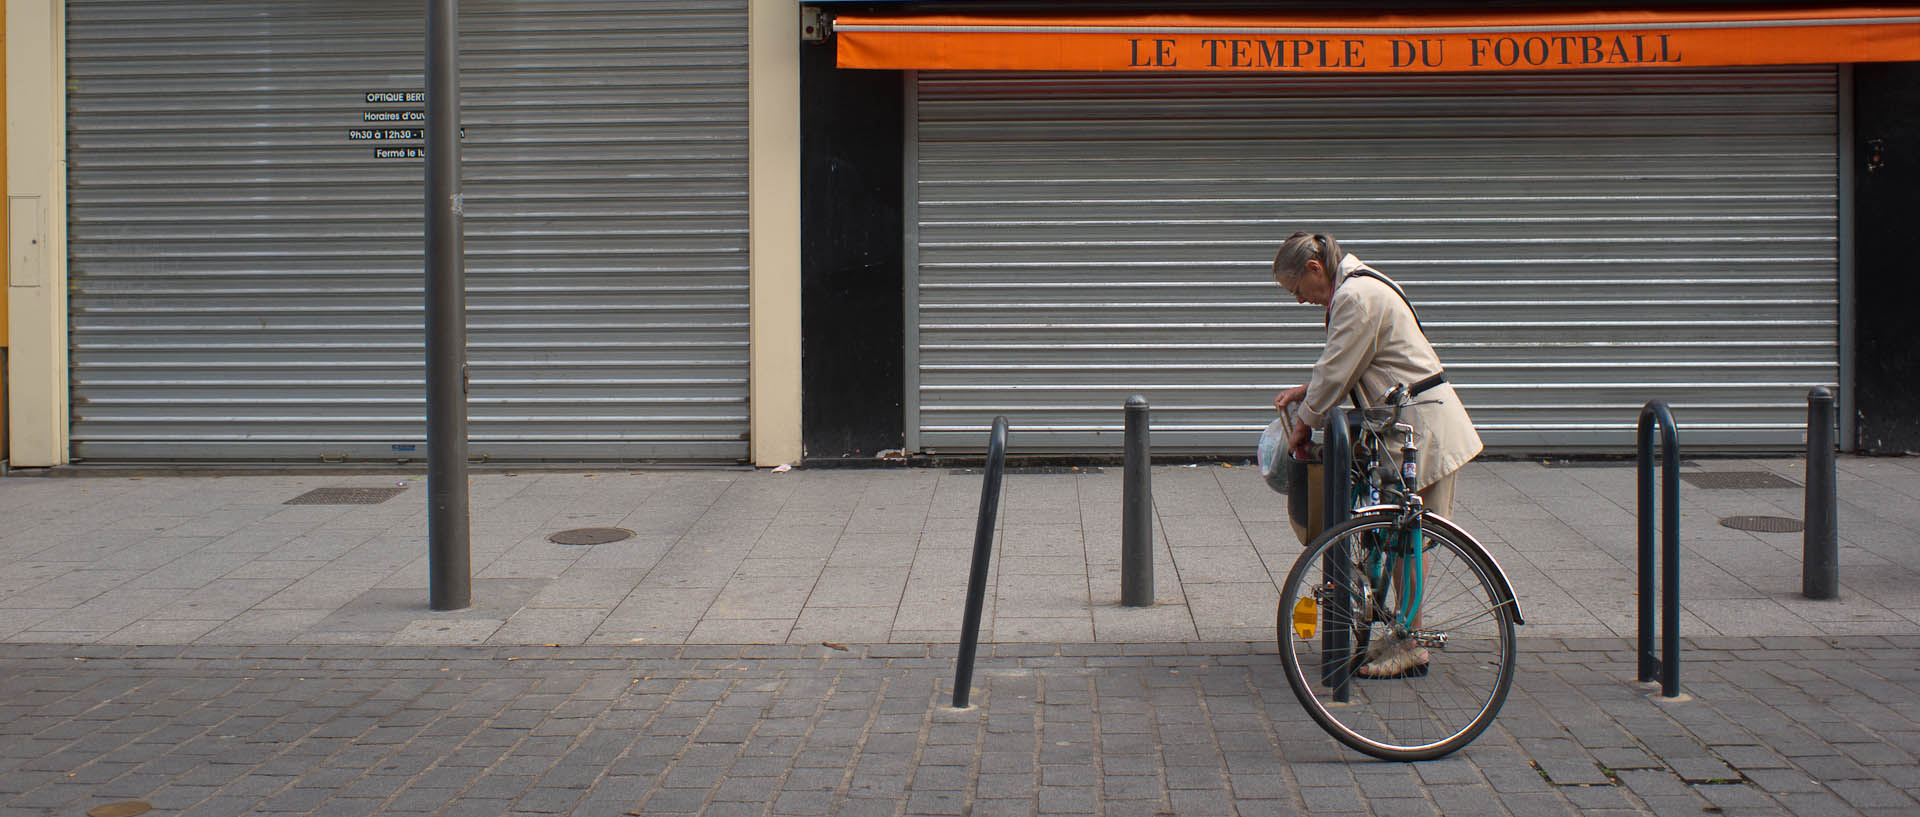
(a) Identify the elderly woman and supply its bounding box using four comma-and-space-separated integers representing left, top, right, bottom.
1271, 232, 1482, 677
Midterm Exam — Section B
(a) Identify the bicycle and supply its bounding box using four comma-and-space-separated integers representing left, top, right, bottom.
1275, 384, 1525, 761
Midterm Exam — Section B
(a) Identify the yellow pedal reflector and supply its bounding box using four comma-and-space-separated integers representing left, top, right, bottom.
1291, 597, 1318, 639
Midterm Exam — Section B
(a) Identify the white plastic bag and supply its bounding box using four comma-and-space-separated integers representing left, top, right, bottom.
1256, 417, 1290, 494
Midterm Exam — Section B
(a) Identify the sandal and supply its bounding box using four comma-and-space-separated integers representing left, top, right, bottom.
1356, 640, 1430, 679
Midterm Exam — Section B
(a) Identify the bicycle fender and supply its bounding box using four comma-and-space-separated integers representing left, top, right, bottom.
1352, 506, 1525, 626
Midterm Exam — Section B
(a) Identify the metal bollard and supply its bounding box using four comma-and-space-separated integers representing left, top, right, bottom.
1122, 396, 1154, 607
1804, 387, 1839, 600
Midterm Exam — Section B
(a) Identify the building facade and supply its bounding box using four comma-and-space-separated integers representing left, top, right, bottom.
7, 0, 801, 466
5, 1, 1918, 467
803, 2, 1920, 459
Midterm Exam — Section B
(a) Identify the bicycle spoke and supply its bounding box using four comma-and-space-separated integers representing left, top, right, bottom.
1279, 515, 1516, 761
1415, 572, 1490, 620
1419, 599, 1520, 634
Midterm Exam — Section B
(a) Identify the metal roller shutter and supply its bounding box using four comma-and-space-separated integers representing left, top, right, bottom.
66, 0, 748, 462
911, 68, 1839, 453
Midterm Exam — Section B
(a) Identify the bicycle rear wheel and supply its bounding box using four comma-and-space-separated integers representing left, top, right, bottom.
1277, 513, 1517, 761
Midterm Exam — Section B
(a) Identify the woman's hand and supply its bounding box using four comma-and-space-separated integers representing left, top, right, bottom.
1276, 385, 1311, 458
1286, 414, 1314, 459
1274, 385, 1307, 413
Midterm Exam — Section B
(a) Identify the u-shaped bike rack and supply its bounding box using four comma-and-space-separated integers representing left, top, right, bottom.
953, 416, 1009, 709
1321, 410, 1356, 703
1637, 401, 1682, 699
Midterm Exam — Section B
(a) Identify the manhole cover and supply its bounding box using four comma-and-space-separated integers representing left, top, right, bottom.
949, 466, 1105, 475
285, 486, 407, 505
1719, 515, 1805, 532
1681, 471, 1800, 490
549, 527, 633, 546
88, 803, 152, 817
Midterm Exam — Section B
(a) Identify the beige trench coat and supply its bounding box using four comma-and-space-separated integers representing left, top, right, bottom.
1292, 254, 1483, 491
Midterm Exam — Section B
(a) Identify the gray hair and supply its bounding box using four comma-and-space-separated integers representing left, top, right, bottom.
1271, 232, 1344, 284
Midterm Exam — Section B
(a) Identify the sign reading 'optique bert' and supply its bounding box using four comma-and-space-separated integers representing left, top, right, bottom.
351, 91, 461, 160
353, 91, 427, 159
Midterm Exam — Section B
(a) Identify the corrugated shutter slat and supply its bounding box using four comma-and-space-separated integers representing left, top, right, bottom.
914, 68, 1838, 453
67, 0, 749, 462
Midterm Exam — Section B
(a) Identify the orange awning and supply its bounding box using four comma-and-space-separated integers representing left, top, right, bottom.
834, 6, 1920, 72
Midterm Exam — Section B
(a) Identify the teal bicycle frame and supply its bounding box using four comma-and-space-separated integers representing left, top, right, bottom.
1362, 525, 1424, 632
1351, 432, 1426, 635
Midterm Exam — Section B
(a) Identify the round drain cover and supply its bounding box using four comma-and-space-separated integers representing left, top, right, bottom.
549, 525, 629, 544
89, 803, 152, 817
549, 527, 634, 546
1719, 515, 1804, 533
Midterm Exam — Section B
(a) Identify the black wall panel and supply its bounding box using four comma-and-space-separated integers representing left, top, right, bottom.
1852, 62, 1920, 453
799, 43, 906, 460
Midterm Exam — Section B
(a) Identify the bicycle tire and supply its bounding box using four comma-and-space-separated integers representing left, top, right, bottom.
1277, 512, 1517, 761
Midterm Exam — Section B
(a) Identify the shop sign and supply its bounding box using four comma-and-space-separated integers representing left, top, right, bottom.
351, 92, 459, 159
835, 8, 1920, 72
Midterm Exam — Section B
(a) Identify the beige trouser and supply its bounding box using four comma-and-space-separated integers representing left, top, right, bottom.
1417, 471, 1455, 519
1402, 470, 1457, 634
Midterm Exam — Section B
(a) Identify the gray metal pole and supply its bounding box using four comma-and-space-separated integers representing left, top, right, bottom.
1803, 387, 1838, 600
426, 0, 470, 611
1121, 396, 1154, 607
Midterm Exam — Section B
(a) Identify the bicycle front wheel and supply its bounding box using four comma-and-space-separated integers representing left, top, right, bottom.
1277, 513, 1517, 761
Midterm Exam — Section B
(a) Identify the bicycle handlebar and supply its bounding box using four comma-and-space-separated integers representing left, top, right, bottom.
1357, 383, 1441, 437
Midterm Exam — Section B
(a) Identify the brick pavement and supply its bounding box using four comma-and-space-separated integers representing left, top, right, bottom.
1, 638, 1915, 817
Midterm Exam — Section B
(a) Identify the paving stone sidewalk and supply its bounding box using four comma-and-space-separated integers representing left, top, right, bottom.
2, 458, 1916, 816
2, 637, 1915, 817
1, 457, 1916, 647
